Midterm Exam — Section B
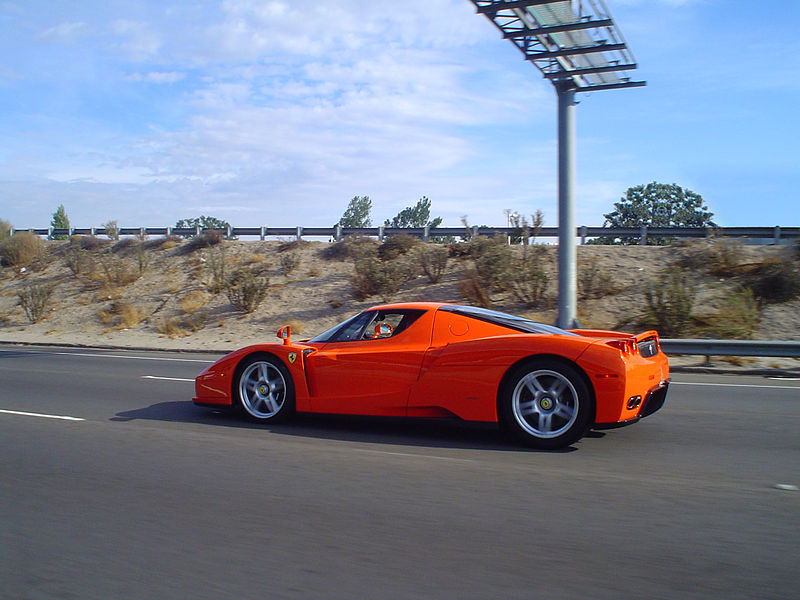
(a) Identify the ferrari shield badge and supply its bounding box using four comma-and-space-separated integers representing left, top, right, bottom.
288, 352, 297, 364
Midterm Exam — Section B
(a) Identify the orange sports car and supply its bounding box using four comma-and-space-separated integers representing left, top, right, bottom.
193, 302, 669, 449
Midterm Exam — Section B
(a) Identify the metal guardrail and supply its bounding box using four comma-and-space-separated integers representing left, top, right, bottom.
9, 225, 800, 243
661, 339, 800, 358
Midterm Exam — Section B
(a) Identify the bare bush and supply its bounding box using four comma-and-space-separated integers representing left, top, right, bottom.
184, 230, 224, 253
321, 236, 379, 261
279, 252, 301, 276
17, 283, 53, 323
578, 258, 617, 299
64, 244, 96, 276
226, 268, 269, 313
0, 218, 11, 241
278, 239, 309, 253
98, 300, 146, 329
0, 232, 45, 267
179, 290, 211, 314
459, 265, 492, 308
97, 253, 140, 286
697, 288, 759, 339
507, 257, 550, 307
103, 220, 120, 241
351, 256, 413, 302
641, 272, 696, 337
742, 258, 800, 304
416, 244, 449, 283
378, 234, 420, 261
205, 246, 227, 294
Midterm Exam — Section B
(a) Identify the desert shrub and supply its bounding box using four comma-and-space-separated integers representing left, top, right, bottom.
507, 257, 550, 307
697, 288, 759, 339
578, 258, 617, 299
0, 232, 46, 267
205, 246, 227, 294
226, 268, 269, 313
71, 235, 109, 251
98, 300, 145, 329
279, 252, 301, 276
473, 242, 513, 294
97, 253, 140, 286
183, 230, 224, 253
742, 259, 800, 304
179, 290, 211, 314
641, 272, 696, 337
17, 283, 53, 323
112, 238, 138, 253
103, 220, 120, 240
378, 233, 420, 261
465, 235, 502, 259
134, 243, 150, 275
0, 218, 11, 241
64, 245, 96, 276
679, 238, 743, 276
416, 244, 449, 283
351, 256, 413, 302
321, 236, 379, 261
278, 239, 309, 253
459, 265, 492, 308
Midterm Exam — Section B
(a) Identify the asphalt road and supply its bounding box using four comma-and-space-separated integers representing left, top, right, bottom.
1, 346, 798, 600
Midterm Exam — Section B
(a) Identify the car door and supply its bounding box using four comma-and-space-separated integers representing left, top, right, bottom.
305, 309, 433, 416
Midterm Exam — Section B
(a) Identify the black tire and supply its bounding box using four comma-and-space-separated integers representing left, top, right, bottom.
498, 358, 593, 449
233, 354, 295, 423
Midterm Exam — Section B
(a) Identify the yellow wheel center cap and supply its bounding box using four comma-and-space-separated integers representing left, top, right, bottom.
258, 385, 268, 395
540, 398, 553, 410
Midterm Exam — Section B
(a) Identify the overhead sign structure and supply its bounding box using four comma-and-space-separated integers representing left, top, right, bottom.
470, 0, 645, 328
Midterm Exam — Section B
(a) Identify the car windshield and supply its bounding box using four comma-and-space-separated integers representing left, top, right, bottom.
439, 305, 578, 336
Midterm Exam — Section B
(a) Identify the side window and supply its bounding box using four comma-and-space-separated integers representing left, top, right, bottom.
324, 309, 425, 343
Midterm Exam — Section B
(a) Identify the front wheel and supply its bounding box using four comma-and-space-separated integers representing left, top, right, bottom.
235, 354, 295, 422
499, 359, 593, 449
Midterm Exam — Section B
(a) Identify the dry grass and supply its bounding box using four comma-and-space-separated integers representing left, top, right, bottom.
179, 290, 211, 314
97, 300, 146, 329
1, 232, 46, 267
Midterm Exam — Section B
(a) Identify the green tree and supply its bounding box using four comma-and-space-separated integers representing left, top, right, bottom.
50, 204, 70, 240
337, 196, 372, 228
598, 182, 715, 245
384, 196, 442, 229
175, 215, 233, 238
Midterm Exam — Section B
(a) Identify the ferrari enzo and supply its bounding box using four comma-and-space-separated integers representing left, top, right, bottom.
193, 303, 669, 449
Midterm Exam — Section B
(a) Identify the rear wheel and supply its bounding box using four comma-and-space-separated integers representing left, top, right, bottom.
235, 354, 295, 422
499, 359, 592, 449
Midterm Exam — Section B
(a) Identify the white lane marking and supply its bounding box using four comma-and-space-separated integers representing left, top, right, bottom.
0, 408, 84, 422
672, 381, 800, 391
768, 377, 800, 381
774, 484, 799, 491
52, 351, 213, 364
142, 375, 195, 382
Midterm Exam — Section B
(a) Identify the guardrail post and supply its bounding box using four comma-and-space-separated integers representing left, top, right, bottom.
774, 226, 781, 245
48, 226, 53, 239
335, 225, 342, 241
296, 226, 303, 241
260, 226, 266, 241
640, 225, 647, 246
195, 225, 201, 237
423, 225, 430, 242
226, 225, 232, 240
140, 227, 146, 239
378, 225, 384, 241
579, 225, 587, 245
471, 225, 479, 240
166, 226, 172, 236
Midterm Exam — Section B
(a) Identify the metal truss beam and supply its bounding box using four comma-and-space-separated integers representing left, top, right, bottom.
475, 0, 559, 15
573, 80, 646, 92
502, 19, 614, 39
525, 42, 627, 60
543, 63, 637, 79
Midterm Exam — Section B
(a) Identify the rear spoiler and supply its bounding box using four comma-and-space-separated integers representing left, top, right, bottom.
571, 329, 661, 356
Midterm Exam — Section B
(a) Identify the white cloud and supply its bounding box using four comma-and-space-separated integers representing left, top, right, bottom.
125, 71, 186, 84
37, 21, 90, 43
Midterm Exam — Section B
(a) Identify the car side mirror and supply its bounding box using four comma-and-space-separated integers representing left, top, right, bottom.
277, 325, 292, 345
374, 322, 394, 337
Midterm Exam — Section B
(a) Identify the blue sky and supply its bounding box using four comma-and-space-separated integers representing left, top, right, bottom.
1, 0, 798, 229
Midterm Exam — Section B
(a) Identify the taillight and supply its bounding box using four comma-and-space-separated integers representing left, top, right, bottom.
607, 339, 638, 355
